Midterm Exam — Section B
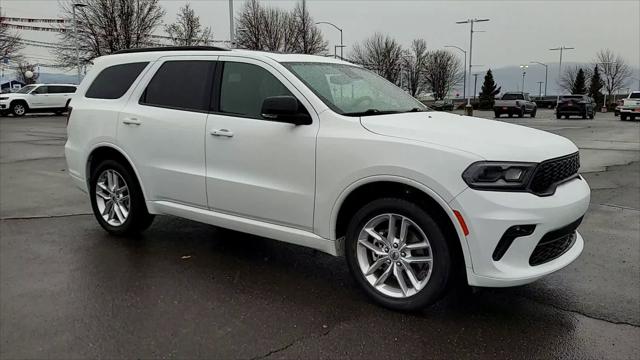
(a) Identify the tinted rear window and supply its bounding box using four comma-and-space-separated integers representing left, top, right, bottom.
140, 61, 215, 112
502, 93, 524, 100
561, 96, 583, 100
86, 62, 148, 99
630, 92, 640, 99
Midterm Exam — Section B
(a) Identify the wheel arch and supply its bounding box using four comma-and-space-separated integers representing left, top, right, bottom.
85, 144, 150, 204
10, 99, 29, 110
331, 177, 472, 274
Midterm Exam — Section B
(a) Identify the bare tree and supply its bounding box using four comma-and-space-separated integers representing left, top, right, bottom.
0, 17, 23, 59
559, 66, 593, 94
235, 0, 264, 50
14, 62, 39, 84
422, 49, 463, 100
594, 49, 632, 100
235, 0, 326, 54
165, 3, 212, 46
289, 1, 327, 54
402, 39, 428, 96
56, 0, 165, 68
350, 33, 404, 83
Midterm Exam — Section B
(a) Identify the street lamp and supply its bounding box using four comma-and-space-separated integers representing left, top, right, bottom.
530, 61, 548, 96
550, 46, 574, 106
456, 18, 490, 115
445, 45, 467, 100
316, 21, 344, 59
72, 2, 88, 84
228, 0, 235, 48
519, 64, 528, 92
473, 73, 479, 101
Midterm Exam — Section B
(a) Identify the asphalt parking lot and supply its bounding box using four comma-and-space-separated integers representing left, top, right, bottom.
1, 109, 639, 359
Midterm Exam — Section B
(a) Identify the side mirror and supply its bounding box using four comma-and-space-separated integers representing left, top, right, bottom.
261, 96, 312, 125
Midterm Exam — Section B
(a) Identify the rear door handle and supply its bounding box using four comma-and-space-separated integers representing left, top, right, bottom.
210, 129, 234, 138
122, 118, 142, 126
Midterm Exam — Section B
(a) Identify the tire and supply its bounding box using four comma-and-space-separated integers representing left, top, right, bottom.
10, 102, 27, 117
530, 109, 537, 118
582, 111, 587, 119
517, 108, 524, 118
494, 112, 500, 118
345, 198, 453, 311
556, 113, 561, 119
589, 111, 595, 119
621, 114, 627, 121
89, 159, 154, 236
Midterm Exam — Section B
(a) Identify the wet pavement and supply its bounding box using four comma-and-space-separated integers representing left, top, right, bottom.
1, 110, 639, 359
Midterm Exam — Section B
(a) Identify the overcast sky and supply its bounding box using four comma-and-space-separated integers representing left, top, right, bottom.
2, 0, 639, 71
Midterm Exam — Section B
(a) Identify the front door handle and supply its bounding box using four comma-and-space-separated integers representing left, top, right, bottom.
122, 118, 142, 126
210, 129, 234, 138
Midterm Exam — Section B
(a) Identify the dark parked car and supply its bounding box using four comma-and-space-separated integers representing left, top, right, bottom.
556, 95, 596, 119
431, 99, 454, 111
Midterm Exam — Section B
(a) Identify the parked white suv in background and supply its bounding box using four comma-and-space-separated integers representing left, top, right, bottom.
0, 83, 76, 117
65, 47, 590, 310
619, 91, 640, 121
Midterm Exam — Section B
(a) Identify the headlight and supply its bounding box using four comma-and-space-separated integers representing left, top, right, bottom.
462, 161, 537, 190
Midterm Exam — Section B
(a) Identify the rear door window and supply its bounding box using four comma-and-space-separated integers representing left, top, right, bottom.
140, 60, 215, 112
32, 86, 49, 94
86, 62, 148, 99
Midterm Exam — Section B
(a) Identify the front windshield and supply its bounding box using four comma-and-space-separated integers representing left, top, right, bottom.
283, 62, 428, 116
16, 85, 37, 94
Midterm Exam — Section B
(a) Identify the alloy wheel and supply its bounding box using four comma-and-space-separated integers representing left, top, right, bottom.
13, 104, 25, 116
95, 169, 130, 226
356, 213, 433, 298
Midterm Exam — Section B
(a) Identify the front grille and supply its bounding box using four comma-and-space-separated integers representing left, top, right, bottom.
529, 217, 582, 266
529, 152, 580, 196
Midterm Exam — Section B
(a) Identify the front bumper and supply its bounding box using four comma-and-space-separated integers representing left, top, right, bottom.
450, 176, 590, 287
619, 107, 640, 114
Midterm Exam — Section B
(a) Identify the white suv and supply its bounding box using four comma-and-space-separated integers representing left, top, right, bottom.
0, 84, 77, 117
65, 47, 590, 310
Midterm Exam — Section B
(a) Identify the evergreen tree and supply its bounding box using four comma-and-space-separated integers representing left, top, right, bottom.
588, 65, 604, 106
478, 69, 501, 109
571, 68, 587, 94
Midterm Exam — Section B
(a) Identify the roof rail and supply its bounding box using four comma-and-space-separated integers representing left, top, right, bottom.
114, 46, 229, 54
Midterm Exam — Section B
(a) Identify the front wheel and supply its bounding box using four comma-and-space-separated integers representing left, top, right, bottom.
10, 102, 27, 117
90, 160, 154, 236
345, 198, 453, 310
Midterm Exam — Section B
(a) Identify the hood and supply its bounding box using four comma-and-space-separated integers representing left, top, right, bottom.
0, 93, 25, 99
360, 111, 578, 162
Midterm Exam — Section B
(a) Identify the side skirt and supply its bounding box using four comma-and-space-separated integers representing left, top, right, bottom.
150, 200, 338, 256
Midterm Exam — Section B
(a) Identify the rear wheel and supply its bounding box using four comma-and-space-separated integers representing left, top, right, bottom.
530, 109, 537, 118
90, 159, 154, 236
345, 198, 453, 311
10, 102, 27, 117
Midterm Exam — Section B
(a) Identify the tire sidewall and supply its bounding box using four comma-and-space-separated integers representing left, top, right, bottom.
345, 198, 452, 311
11, 102, 27, 117
89, 159, 148, 235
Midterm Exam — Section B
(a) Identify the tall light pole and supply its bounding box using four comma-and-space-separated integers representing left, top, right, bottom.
530, 61, 548, 96
456, 18, 489, 115
72, 3, 87, 84
519, 64, 528, 92
316, 21, 344, 59
550, 46, 574, 106
473, 73, 479, 101
537, 81, 544, 97
228, 0, 234, 47
445, 45, 466, 100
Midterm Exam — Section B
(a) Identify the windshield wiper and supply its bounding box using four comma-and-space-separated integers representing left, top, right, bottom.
343, 109, 401, 117
404, 107, 426, 113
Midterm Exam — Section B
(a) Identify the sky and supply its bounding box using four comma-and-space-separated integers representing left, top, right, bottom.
1, 0, 639, 77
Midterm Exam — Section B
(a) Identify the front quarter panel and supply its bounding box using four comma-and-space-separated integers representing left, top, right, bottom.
313, 111, 481, 241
